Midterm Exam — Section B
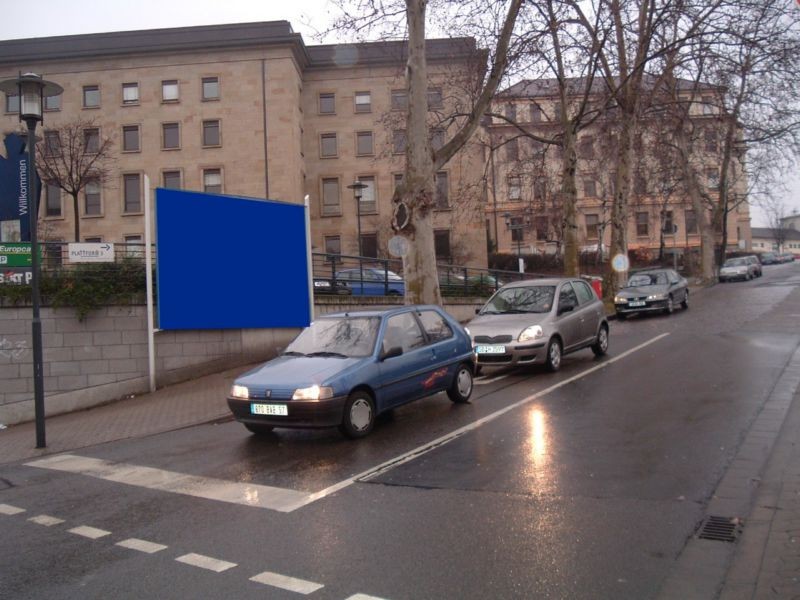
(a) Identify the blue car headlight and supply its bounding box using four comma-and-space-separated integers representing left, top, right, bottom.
292, 385, 334, 401
231, 384, 249, 399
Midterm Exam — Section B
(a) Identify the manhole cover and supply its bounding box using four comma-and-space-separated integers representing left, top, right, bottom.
697, 515, 741, 542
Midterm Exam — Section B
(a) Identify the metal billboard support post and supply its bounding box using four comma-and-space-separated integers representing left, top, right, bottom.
144, 176, 156, 393
304, 195, 314, 321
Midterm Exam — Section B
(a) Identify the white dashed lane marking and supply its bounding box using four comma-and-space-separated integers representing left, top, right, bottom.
116, 538, 167, 554
26, 454, 307, 512
175, 553, 237, 573
0, 503, 25, 515
249, 570, 324, 594
473, 373, 510, 385
346, 595, 391, 600
28, 514, 65, 526
68, 525, 111, 539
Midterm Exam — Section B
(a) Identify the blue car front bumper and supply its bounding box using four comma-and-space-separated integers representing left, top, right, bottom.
227, 395, 348, 429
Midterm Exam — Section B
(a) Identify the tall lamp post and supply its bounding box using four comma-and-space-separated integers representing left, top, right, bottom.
504, 210, 532, 274
347, 181, 368, 289
0, 73, 63, 448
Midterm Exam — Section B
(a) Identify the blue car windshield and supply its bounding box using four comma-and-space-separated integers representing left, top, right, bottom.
286, 317, 380, 358
482, 285, 555, 314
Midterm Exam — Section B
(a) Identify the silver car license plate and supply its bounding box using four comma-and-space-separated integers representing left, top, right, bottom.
628, 301, 646, 307
475, 345, 505, 354
250, 403, 288, 416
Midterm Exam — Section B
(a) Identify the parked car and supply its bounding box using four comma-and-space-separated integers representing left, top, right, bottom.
467, 278, 609, 373
227, 305, 474, 438
614, 268, 689, 319
335, 267, 405, 296
778, 252, 796, 263
743, 255, 762, 277
312, 276, 351, 295
719, 257, 760, 282
759, 252, 779, 265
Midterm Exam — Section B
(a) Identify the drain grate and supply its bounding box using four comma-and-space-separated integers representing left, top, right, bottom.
697, 515, 741, 542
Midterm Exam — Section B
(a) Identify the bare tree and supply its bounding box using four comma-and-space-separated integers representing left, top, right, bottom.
332, 0, 523, 304
35, 118, 114, 242
762, 196, 788, 251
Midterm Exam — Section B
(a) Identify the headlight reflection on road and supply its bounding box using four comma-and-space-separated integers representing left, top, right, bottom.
525, 407, 555, 494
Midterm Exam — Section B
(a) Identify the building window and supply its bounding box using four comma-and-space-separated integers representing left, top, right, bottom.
506, 138, 519, 161
354, 91, 371, 113
83, 128, 100, 154
203, 169, 222, 194
5, 93, 19, 113
435, 172, 449, 209
391, 89, 407, 110
578, 136, 595, 159
430, 129, 445, 151
83, 85, 100, 108
44, 131, 61, 157
636, 212, 649, 237
162, 80, 179, 102
534, 178, 547, 201
701, 95, 714, 115
84, 180, 101, 215
685, 209, 698, 234
122, 82, 139, 105
123, 174, 142, 213
510, 217, 524, 242
534, 216, 548, 240
357, 176, 377, 214
124, 235, 143, 257
707, 169, 720, 190
162, 123, 180, 149
662, 211, 674, 234
434, 229, 451, 259
552, 102, 562, 121
44, 94, 61, 111
45, 182, 61, 217
84, 237, 102, 243
584, 177, 597, 198
393, 173, 404, 192
508, 176, 521, 201
319, 93, 335, 115
585, 214, 599, 240
322, 178, 340, 216
324, 235, 341, 258
202, 120, 221, 147
392, 130, 407, 154
505, 103, 516, 121
530, 103, 542, 122
428, 87, 443, 108
356, 131, 374, 156
360, 233, 378, 258
704, 129, 717, 153
122, 125, 140, 152
202, 77, 219, 101
320, 133, 337, 158
162, 170, 181, 189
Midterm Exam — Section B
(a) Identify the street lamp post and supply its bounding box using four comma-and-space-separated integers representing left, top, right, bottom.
347, 181, 368, 290
503, 210, 530, 273
0, 73, 63, 448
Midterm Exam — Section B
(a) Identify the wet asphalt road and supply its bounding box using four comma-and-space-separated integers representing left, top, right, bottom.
1, 263, 799, 599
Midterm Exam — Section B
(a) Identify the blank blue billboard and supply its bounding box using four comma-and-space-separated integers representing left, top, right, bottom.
156, 189, 311, 329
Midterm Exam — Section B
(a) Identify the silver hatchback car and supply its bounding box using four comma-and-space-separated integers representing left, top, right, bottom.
467, 278, 609, 372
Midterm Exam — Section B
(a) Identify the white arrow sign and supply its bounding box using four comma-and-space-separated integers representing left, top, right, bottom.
68, 243, 115, 263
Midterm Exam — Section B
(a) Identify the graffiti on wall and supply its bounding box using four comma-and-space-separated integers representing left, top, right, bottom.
0, 337, 28, 360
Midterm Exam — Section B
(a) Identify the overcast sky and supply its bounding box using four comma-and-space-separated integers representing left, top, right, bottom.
1, 0, 797, 226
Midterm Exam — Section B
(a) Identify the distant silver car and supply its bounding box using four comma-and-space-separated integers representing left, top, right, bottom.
467, 278, 609, 372
614, 268, 689, 318
719, 257, 759, 282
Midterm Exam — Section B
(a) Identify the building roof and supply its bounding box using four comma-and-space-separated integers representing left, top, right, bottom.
751, 227, 800, 240
0, 22, 481, 72
500, 74, 719, 99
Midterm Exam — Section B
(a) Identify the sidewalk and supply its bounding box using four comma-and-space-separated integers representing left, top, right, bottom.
719, 383, 800, 599
0, 362, 258, 466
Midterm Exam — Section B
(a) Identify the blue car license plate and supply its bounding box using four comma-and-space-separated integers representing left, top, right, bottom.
476, 345, 505, 354
251, 403, 288, 416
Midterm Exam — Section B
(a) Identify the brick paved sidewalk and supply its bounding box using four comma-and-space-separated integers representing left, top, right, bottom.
0, 362, 259, 466
720, 385, 800, 599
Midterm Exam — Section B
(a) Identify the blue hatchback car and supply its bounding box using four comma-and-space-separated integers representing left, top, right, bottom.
334, 268, 405, 296
227, 305, 474, 438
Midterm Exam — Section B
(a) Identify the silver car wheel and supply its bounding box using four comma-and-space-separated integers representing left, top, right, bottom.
547, 339, 562, 372
349, 397, 372, 431
598, 327, 608, 352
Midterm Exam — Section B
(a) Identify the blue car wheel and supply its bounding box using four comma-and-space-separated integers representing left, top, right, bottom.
339, 391, 376, 439
447, 364, 473, 403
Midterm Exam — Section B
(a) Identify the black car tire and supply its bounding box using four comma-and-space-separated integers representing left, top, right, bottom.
244, 423, 274, 435
591, 324, 609, 357
447, 363, 473, 403
545, 337, 562, 372
681, 290, 689, 309
665, 295, 674, 315
339, 390, 376, 439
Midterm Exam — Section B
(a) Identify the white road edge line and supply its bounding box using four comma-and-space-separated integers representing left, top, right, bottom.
116, 538, 168, 554
282, 333, 670, 511
345, 595, 391, 600
68, 525, 111, 539
249, 571, 324, 594
474, 374, 510, 385
0, 503, 25, 515
28, 515, 65, 527
175, 553, 236, 573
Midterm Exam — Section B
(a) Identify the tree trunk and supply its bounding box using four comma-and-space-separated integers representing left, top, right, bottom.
71, 192, 80, 242
561, 128, 579, 277
607, 116, 633, 295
